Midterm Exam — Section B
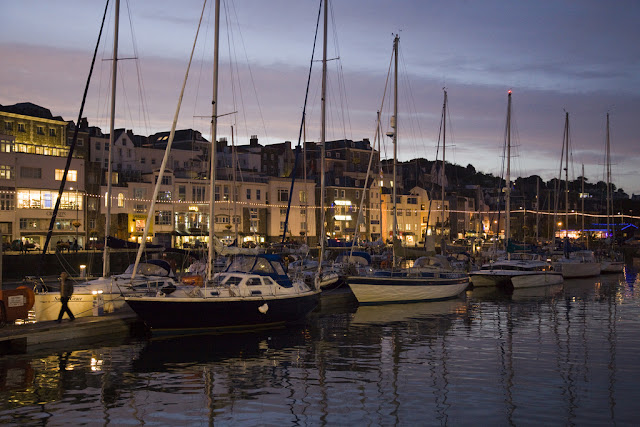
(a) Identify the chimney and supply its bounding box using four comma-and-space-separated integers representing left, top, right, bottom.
250, 135, 258, 146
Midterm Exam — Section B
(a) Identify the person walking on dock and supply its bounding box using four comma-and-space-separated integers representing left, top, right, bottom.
56, 272, 75, 323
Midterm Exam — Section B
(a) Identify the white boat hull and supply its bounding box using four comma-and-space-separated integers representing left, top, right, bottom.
600, 261, 624, 274
511, 272, 564, 289
347, 276, 469, 304
554, 261, 601, 278
33, 292, 130, 322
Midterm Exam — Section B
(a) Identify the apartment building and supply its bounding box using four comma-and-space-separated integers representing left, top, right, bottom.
1, 103, 85, 249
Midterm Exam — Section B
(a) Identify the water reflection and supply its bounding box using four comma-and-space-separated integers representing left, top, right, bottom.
1, 273, 639, 424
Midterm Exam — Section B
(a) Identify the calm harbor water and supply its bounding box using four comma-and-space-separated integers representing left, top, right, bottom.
1, 268, 640, 426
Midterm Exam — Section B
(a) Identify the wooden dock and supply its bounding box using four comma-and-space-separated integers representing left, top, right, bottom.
0, 312, 146, 354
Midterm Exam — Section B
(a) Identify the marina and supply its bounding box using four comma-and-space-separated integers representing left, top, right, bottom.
1, 269, 639, 424
1, 0, 640, 423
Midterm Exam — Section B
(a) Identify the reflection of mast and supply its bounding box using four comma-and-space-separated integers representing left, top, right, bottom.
606, 276, 618, 420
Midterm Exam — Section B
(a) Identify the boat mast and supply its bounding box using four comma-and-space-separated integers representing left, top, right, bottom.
582, 163, 586, 248
535, 177, 540, 243
392, 34, 399, 268
564, 112, 569, 239
440, 89, 447, 255
232, 125, 238, 245
103, 0, 120, 277
505, 90, 511, 259
318, 0, 327, 269
606, 113, 612, 243
207, 0, 221, 282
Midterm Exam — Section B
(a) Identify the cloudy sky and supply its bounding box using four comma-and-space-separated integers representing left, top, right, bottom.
2, 0, 639, 195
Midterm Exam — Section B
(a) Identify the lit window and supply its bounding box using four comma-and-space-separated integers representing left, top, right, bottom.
55, 169, 77, 181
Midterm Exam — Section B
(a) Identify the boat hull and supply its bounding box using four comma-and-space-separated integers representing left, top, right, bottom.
33, 292, 130, 322
511, 272, 564, 289
125, 292, 320, 330
554, 262, 601, 278
470, 270, 563, 289
346, 276, 469, 305
600, 261, 624, 274
469, 271, 514, 288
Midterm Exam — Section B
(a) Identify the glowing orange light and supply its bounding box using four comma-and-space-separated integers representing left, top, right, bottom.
508, 90, 512, 94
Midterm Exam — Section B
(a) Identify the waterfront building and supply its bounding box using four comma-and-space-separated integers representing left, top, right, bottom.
0, 103, 85, 250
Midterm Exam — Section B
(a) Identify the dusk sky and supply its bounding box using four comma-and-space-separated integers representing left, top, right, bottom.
2, 0, 639, 195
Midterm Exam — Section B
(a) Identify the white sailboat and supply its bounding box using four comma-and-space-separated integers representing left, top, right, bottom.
32, 0, 179, 322
551, 112, 601, 278
124, 0, 319, 331
470, 91, 563, 289
346, 36, 469, 304
600, 113, 624, 273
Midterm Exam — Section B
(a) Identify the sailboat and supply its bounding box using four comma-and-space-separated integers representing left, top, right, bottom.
345, 36, 469, 305
31, 0, 179, 322
469, 91, 563, 289
600, 113, 624, 274
551, 112, 601, 278
123, 0, 319, 331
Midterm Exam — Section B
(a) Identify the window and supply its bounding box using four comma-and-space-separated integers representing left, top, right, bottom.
0, 165, 14, 180
141, 157, 146, 164
192, 185, 205, 202
223, 186, 229, 201
117, 193, 125, 208
160, 175, 171, 185
104, 142, 109, 150
280, 208, 287, 216
133, 188, 146, 199
178, 185, 186, 201
216, 215, 230, 224
334, 189, 339, 197
280, 221, 285, 231
151, 158, 156, 165
55, 169, 77, 182
246, 189, 251, 200
300, 222, 307, 231
407, 197, 418, 205
89, 218, 96, 230
341, 190, 346, 198
215, 185, 220, 201
18, 123, 26, 132
0, 192, 14, 210
37, 126, 44, 135
155, 210, 171, 225
134, 204, 146, 213
299, 190, 307, 203
355, 190, 360, 199
50, 128, 57, 137
256, 189, 261, 200
95, 141, 101, 151
20, 167, 42, 179
277, 189, 289, 202
4, 122, 13, 131
157, 191, 172, 202
0, 141, 14, 153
